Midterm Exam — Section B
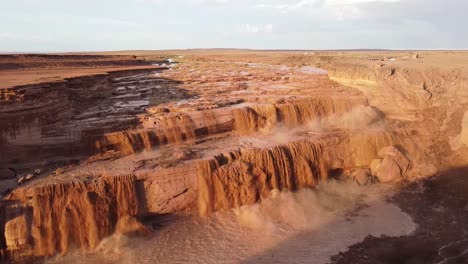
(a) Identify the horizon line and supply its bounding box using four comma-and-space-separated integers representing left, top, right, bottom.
1, 48, 468, 55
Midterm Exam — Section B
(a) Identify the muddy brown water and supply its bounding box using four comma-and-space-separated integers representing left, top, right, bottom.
43, 181, 416, 264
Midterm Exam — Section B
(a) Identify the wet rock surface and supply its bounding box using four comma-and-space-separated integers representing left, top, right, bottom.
0, 69, 191, 170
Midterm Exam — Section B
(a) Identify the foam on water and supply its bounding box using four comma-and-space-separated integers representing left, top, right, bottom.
45, 181, 416, 264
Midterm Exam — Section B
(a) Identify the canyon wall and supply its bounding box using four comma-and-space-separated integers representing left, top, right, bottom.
325, 63, 436, 120
310, 57, 468, 171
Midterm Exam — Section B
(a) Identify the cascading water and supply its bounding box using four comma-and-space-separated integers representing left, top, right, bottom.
44, 180, 416, 264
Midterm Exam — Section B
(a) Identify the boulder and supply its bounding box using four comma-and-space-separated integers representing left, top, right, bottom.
25, 173, 34, 181
374, 156, 402, 183
377, 146, 410, 177
371, 146, 410, 183
17, 176, 26, 185
17, 173, 35, 185
351, 169, 372, 185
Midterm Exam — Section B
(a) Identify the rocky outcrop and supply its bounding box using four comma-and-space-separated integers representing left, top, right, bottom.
378, 146, 411, 174
139, 165, 198, 215
372, 157, 402, 183
371, 146, 410, 183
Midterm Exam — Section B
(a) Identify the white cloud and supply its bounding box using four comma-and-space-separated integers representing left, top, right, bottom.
21, 14, 137, 26
328, 4, 362, 20
240, 24, 274, 33
325, 0, 400, 6
0, 32, 48, 41
254, 0, 321, 13
264, 24, 274, 33
324, 0, 400, 18
144, 0, 230, 6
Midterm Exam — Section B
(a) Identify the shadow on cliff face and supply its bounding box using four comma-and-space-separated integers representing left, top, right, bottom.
0, 68, 194, 172
239, 166, 468, 264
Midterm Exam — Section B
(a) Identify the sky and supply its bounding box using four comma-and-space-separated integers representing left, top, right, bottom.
0, 0, 467, 52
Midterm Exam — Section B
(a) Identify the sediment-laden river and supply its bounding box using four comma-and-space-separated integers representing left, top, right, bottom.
45, 181, 416, 264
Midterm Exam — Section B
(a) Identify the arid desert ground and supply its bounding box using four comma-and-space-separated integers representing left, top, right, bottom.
1, 50, 468, 264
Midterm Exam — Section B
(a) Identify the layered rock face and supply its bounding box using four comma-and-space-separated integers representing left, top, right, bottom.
305, 54, 468, 171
